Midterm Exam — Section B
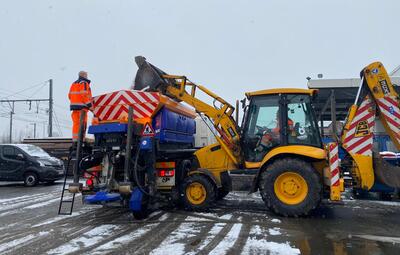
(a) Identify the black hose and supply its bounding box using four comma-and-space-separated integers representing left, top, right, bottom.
78, 154, 101, 184
78, 155, 91, 170
131, 145, 154, 197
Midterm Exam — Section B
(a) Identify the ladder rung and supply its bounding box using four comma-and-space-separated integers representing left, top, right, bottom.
61, 200, 74, 203
63, 188, 76, 191
58, 212, 72, 215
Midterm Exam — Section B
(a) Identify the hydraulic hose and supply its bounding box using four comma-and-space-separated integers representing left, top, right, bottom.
131, 144, 155, 197
79, 154, 101, 183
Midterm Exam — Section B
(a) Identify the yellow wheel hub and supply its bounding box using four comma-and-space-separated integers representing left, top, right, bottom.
186, 182, 206, 205
274, 172, 308, 205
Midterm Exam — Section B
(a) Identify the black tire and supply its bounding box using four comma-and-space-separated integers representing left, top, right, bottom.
180, 174, 216, 211
24, 172, 39, 187
259, 158, 321, 217
46, 180, 56, 185
216, 187, 230, 200
217, 171, 232, 200
352, 189, 368, 199
132, 210, 149, 220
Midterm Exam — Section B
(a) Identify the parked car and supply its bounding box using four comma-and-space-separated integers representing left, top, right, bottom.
0, 144, 64, 186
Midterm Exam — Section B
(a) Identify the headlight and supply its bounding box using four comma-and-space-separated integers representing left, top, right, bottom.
37, 160, 46, 167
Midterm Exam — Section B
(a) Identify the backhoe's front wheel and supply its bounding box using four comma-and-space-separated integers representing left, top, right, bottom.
180, 174, 216, 211
259, 158, 321, 217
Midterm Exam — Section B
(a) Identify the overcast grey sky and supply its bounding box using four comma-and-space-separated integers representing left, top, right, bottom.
0, 0, 399, 140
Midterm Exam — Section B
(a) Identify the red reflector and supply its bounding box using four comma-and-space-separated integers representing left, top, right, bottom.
86, 179, 93, 186
158, 169, 175, 177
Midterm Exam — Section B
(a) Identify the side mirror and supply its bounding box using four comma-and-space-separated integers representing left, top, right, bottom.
17, 154, 24, 160
240, 98, 246, 109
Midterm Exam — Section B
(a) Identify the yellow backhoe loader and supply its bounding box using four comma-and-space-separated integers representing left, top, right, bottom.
133, 57, 400, 216
135, 56, 329, 216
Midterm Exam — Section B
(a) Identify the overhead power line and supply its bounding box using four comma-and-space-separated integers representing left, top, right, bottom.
0, 79, 54, 142
0, 80, 48, 100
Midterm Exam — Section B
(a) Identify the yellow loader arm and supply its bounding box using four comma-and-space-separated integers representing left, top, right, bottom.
133, 56, 242, 166
342, 62, 400, 189
363, 62, 400, 150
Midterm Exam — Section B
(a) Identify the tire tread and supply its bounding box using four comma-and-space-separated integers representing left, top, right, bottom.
259, 158, 321, 217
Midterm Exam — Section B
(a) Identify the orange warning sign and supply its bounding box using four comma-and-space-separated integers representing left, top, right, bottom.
141, 123, 155, 137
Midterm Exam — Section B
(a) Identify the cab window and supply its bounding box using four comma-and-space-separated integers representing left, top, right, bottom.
286, 94, 321, 147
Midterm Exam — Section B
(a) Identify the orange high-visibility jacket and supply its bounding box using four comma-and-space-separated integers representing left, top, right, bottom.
68, 77, 92, 110
272, 119, 294, 134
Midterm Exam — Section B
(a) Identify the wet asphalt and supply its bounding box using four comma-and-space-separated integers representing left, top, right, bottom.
0, 180, 399, 255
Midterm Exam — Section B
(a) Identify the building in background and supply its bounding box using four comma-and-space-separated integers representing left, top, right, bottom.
307, 67, 400, 152
194, 116, 217, 148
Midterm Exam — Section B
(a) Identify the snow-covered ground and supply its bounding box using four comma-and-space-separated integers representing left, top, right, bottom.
0, 182, 400, 254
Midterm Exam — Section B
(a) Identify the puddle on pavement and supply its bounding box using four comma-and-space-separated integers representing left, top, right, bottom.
294, 234, 400, 255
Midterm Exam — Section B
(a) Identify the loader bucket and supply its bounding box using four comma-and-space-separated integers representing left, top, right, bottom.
373, 152, 400, 188
134, 56, 168, 91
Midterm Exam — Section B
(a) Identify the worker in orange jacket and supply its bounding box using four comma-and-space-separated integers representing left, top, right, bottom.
68, 71, 92, 143
259, 110, 294, 148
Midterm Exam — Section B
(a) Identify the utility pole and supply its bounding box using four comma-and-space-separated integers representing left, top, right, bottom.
1, 79, 54, 139
0, 99, 51, 140
30, 123, 37, 138
9, 102, 14, 143
48, 79, 53, 137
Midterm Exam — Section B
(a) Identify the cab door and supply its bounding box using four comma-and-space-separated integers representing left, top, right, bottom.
286, 94, 322, 147
0, 146, 26, 181
242, 95, 283, 162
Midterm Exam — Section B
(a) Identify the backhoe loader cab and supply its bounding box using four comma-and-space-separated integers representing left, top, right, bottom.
242, 89, 323, 163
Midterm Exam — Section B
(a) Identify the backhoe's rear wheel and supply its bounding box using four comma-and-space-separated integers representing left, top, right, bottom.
181, 174, 216, 211
259, 158, 321, 217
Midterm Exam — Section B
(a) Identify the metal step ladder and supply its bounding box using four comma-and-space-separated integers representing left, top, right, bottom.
58, 155, 77, 215
58, 110, 86, 215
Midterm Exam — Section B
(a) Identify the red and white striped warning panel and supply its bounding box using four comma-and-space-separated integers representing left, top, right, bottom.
375, 95, 400, 146
92, 90, 160, 122
342, 96, 375, 157
328, 142, 340, 186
